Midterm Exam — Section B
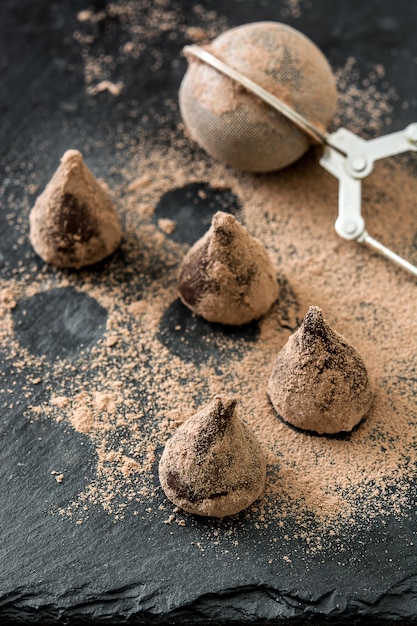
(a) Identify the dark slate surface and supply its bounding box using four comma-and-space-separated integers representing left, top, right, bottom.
1, 1, 416, 624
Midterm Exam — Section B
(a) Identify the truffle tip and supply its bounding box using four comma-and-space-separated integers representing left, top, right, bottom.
61, 149, 83, 165
211, 210, 236, 230
213, 394, 238, 418
302, 305, 326, 338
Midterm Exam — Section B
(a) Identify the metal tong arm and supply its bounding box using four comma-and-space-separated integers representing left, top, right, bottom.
320, 124, 417, 276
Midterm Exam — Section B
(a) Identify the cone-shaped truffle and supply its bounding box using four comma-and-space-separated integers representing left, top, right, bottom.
178, 211, 278, 325
159, 395, 266, 517
268, 306, 373, 434
29, 149, 122, 268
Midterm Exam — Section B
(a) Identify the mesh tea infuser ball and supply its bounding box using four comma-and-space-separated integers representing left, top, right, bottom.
179, 21, 338, 173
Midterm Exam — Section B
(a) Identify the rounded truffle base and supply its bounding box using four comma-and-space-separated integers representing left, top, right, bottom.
159, 463, 266, 518
30, 225, 122, 270
268, 397, 372, 436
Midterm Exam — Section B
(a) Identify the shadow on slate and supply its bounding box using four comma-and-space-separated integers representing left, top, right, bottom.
153, 182, 242, 245
12, 286, 107, 360
154, 182, 257, 373
157, 274, 300, 374
157, 298, 259, 374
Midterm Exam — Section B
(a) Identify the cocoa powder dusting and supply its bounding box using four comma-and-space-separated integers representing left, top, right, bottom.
178, 211, 279, 325
29, 150, 122, 269
0, 2, 416, 559
159, 395, 266, 517
268, 305, 374, 434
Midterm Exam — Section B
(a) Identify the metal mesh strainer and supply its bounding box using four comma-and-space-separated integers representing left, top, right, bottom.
179, 21, 338, 172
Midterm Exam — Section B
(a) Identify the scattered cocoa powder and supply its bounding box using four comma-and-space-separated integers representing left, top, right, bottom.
5, 141, 414, 548
127, 174, 152, 192
0, 287, 17, 310
86, 80, 124, 96
0, 1, 415, 558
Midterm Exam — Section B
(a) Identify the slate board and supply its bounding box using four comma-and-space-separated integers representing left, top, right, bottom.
1, 0, 416, 624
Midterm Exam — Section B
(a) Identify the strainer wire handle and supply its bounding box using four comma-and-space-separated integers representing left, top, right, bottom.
359, 232, 417, 277
183, 45, 330, 147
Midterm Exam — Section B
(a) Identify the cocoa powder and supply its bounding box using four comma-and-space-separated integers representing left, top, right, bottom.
0, 2, 415, 556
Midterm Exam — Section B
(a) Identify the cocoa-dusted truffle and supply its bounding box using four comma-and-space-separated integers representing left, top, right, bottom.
159, 395, 266, 517
268, 306, 373, 434
178, 211, 278, 325
29, 149, 122, 268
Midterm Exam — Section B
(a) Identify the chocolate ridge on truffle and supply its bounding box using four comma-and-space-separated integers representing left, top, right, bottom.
267, 305, 374, 434
29, 149, 122, 269
158, 395, 266, 517
178, 210, 279, 325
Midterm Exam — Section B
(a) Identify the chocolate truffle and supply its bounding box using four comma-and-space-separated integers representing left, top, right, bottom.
29, 149, 122, 268
268, 306, 373, 434
178, 211, 278, 325
159, 395, 266, 517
